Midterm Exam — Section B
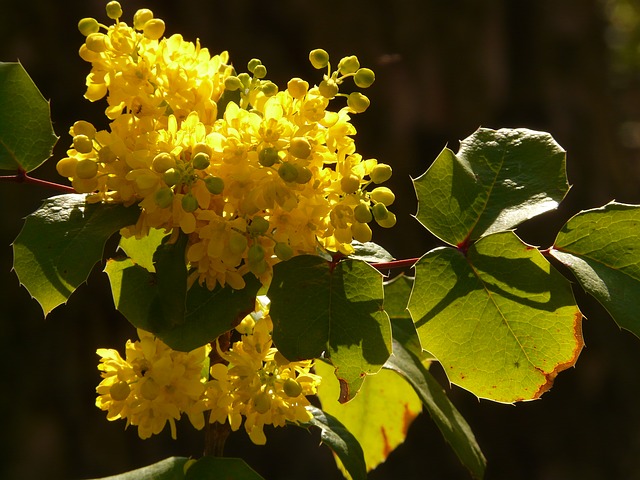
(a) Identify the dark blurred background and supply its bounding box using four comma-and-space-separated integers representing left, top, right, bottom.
2, 0, 640, 479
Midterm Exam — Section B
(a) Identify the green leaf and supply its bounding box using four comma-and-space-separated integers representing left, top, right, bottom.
105, 258, 261, 351
118, 228, 167, 272
348, 241, 395, 264
315, 360, 422, 476
87, 456, 188, 480
0, 62, 58, 172
550, 202, 640, 337
385, 339, 486, 480
413, 128, 568, 246
408, 231, 583, 403
268, 255, 392, 402
305, 405, 367, 480
184, 457, 264, 480
151, 233, 189, 329
12, 194, 140, 315
383, 274, 425, 359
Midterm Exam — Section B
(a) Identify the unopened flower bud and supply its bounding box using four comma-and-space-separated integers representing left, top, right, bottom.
247, 58, 262, 73
309, 49, 330, 69
370, 186, 395, 206
261, 81, 278, 96
204, 175, 224, 194
181, 192, 199, 212
347, 92, 370, 113
133, 9, 153, 30
72, 120, 96, 139
340, 175, 360, 194
154, 187, 174, 208
376, 211, 397, 228
73, 135, 94, 154
295, 166, 312, 184
253, 391, 272, 414
86, 33, 108, 53
287, 78, 309, 99
289, 137, 311, 159
319, 79, 339, 99
109, 381, 130, 401
338, 55, 360, 75
354, 68, 375, 88
248, 216, 270, 235
143, 19, 165, 40
163, 168, 180, 186
372, 202, 389, 221
224, 76, 242, 91
352, 222, 373, 243
259, 147, 279, 167
56, 157, 77, 178
75, 158, 98, 179
283, 378, 303, 397
278, 162, 298, 182
354, 203, 373, 223
78, 18, 100, 36
192, 152, 210, 170
105, 1, 123, 19
274, 242, 294, 261
152, 152, 175, 173
370, 164, 392, 184
253, 65, 267, 79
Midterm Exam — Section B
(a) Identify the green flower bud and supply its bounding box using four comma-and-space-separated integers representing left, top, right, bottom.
289, 137, 311, 159
105, 1, 123, 19
154, 187, 174, 208
228, 232, 248, 255
73, 135, 93, 154
283, 378, 303, 397
75, 158, 98, 179
338, 55, 360, 75
253, 391, 272, 414
354, 68, 375, 88
247, 58, 262, 73
204, 175, 224, 194
352, 222, 373, 243
354, 203, 373, 223
347, 92, 370, 113
259, 147, 280, 167
248, 216, 270, 235
278, 162, 298, 182
274, 242, 294, 261
370, 164, 392, 184
181, 192, 199, 212
309, 49, 330, 69
72, 120, 96, 139
249, 258, 268, 276
376, 211, 397, 228
109, 381, 130, 401
340, 174, 360, 194
261, 81, 278, 96
319, 78, 339, 99
163, 168, 181, 187
224, 76, 243, 91
78, 18, 100, 36
152, 152, 175, 173
295, 166, 313, 184
253, 64, 267, 79
133, 9, 153, 30
143, 19, 165, 40
370, 186, 395, 206
237, 72, 251, 88
86, 33, 108, 53
192, 152, 210, 170
372, 202, 389, 221
248, 244, 265, 264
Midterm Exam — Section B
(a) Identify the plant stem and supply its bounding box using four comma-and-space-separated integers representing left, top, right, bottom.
371, 257, 420, 271
203, 330, 231, 457
0, 168, 75, 193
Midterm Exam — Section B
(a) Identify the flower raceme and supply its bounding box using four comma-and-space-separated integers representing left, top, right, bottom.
58, 2, 396, 291
96, 307, 321, 444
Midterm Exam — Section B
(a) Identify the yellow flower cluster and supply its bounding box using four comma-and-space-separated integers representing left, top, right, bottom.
96, 302, 321, 444
58, 2, 396, 290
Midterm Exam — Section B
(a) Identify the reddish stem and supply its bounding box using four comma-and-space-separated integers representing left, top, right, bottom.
0, 168, 75, 193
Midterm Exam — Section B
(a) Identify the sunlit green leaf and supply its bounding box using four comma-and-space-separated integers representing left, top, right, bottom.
118, 228, 167, 272
385, 339, 486, 479
550, 202, 640, 337
305, 406, 367, 480
408, 231, 583, 403
348, 241, 394, 264
12, 194, 140, 315
87, 456, 188, 480
268, 255, 391, 402
316, 360, 422, 476
383, 274, 425, 359
413, 128, 568, 246
105, 258, 261, 351
184, 456, 264, 480
0, 62, 58, 172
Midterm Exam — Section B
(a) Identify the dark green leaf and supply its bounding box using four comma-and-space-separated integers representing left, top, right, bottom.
12, 194, 140, 315
0, 62, 58, 172
105, 258, 261, 351
550, 202, 640, 337
408, 231, 583, 403
86, 456, 188, 480
385, 339, 486, 480
268, 255, 391, 402
413, 128, 568, 246
306, 405, 367, 480
383, 274, 426, 359
150, 234, 189, 329
184, 457, 264, 480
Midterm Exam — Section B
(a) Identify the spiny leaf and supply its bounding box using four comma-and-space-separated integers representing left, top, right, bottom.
86, 456, 188, 480
268, 255, 391, 402
550, 202, 640, 338
315, 360, 422, 476
408, 231, 583, 403
385, 339, 486, 480
305, 406, 367, 480
413, 128, 568, 246
12, 194, 140, 315
0, 62, 58, 172
184, 457, 264, 480
118, 228, 167, 272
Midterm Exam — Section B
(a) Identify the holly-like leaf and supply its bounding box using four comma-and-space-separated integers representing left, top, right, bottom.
315, 360, 422, 476
305, 406, 367, 480
118, 228, 167, 272
383, 274, 424, 359
105, 258, 261, 351
184, 457, 264, 480
268, 255, 391, 402
12, 194, 140, 315
408, 231, 583, 403
385, 339, 486, 480
413, 128, 568, 246
550, 202, 640, 337
87, 456, 188, 480
0, 62, 58, 172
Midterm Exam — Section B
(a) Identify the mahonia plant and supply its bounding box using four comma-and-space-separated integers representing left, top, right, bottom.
4, 1, 640, 480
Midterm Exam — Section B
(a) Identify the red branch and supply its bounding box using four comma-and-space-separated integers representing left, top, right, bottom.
0, 168, 75, 193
